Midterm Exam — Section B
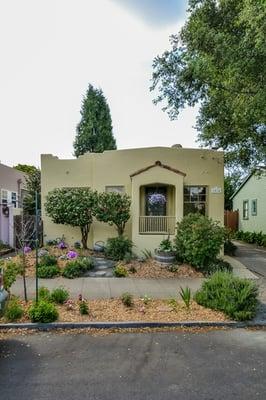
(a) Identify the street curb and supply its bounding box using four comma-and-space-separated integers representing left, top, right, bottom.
0, 320, 265, 330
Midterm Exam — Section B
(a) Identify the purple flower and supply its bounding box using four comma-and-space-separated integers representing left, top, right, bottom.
23, 246, 31, 254
148, 193, 166, 206
58, 241, 67, 249
67, 250, 78, 259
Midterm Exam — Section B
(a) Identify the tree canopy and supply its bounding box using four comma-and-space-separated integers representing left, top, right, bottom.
14, 164, 37, 176
45, 188, 97, 249
22, 167, 41, 215
93, 192, 131, 236
151, 0, 266, 169
73, 84, 117, 157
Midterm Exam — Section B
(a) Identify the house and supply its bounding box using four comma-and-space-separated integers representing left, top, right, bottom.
0, 163, 27, 246
231, 167, 266, 234
41, 146, 224, 253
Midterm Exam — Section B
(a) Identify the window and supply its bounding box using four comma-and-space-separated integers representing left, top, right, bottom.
184, 186, 207, 216
11, 192, 17, 208
105, 186, 125, 194
1, 190, 8, 206
243, 200, 249, 219
251, 199, 257, 216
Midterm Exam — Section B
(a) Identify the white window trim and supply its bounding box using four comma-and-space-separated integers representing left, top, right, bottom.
243, 200, 249, 220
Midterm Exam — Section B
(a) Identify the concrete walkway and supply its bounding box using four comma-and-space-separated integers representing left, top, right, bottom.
9, 253, 259, 301
11, 276, 204, 300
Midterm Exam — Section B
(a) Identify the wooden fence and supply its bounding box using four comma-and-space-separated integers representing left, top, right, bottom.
224, 210, 238, 232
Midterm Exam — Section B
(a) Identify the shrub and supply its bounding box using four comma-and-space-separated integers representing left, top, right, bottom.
4, 298, 23, 321
141, 249, 152, 260
74, 241, 81, 249
50, 287, 69, 304
123, 252, 133, 264
194, 272, 258, 321
38, 265, 60, 278
179, 287, 191, 309
157, 236, 174, 253
224, 240, 237, 256
175, 213, 225, 270
202, 258, 233, 275
121, 292, 133, 307
113, 264, 128, 277
28, 300, 59, 323
39, 287, 51, 301
62, 257, 94, 279
105, 236, 133, 261
46, 239, 58, 246
3, 261, 21, 294
39, 254, 57, 267
79, 300, 89, 315
234, 230, 266, 247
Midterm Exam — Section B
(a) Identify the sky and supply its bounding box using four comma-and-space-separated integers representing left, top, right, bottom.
0, 0, 199, 168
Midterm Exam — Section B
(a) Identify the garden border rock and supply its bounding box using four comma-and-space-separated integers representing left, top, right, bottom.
0, 320, 265, 330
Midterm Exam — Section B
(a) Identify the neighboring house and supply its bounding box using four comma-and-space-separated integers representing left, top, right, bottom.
0, 163, 27, 246
231, 167, 266, 234
41, 146, 224, 253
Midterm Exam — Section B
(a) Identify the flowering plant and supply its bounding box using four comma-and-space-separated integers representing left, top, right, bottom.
58, 241, 67, 250
23, 246, 31, 254
148, 193, 166, 206
67, 250, 78, 259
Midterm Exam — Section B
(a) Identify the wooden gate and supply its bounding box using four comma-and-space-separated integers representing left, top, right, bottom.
224, 210, 238, 231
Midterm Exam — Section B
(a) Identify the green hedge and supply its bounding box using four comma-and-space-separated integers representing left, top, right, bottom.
234, 230, 266, 247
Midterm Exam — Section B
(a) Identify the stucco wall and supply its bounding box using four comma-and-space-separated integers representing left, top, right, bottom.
41, 147, 224, 252
233, 173, 266, 233
0, 163, 26, 196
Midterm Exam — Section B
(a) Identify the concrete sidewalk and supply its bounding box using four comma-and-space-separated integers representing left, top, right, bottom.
11, 276, 204, 300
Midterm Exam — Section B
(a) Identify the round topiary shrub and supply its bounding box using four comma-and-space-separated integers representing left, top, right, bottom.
28, 300, 59, 323
194, 271, 258, 321
105, 237, 133, 261
175, 213, 225, 270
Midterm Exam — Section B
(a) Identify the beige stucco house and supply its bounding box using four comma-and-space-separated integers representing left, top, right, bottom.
231, 167, 266, 233
41, 146, 224, 253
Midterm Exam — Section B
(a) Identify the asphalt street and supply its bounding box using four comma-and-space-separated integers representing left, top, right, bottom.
0, 329, 265, 400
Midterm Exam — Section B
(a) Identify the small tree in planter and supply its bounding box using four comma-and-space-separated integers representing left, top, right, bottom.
94, 192, 131, 236
45, 188, 97, 249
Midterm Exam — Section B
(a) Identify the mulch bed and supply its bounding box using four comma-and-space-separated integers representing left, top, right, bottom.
0, 298, 228, 324
125, 259, 203, 278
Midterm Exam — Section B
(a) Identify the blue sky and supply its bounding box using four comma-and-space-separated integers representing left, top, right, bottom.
112, 0, 188, 25
0, 0, 197, 167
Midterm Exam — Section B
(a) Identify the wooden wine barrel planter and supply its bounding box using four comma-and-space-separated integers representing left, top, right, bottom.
154, 251, 176, 265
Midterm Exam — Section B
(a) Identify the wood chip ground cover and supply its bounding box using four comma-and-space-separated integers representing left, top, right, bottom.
0, 298, 228, 324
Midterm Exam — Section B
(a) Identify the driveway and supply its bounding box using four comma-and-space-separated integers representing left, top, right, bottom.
0, 329, 265, 400
234, 241, 266, 278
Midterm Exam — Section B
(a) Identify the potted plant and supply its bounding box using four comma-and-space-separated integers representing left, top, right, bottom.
154, 236, 176, 264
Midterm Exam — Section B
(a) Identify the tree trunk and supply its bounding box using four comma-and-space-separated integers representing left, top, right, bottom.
117, 223, 125, 236
81, 224, 90, 249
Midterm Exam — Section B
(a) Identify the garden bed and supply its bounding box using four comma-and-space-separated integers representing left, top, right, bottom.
7, 247, 203, 279
0, 298, 228, 324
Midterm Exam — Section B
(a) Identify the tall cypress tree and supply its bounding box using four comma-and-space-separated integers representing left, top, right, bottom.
73, 84, 117, 157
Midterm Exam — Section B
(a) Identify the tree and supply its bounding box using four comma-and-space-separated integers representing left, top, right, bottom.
14, 164, 37, 176
151, 0, 266, 169
45, 188, 97, 249
23, 168, 41, 215
224, 173, 242, 210
93, 192, 131, 236
73, 84, 117, 157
